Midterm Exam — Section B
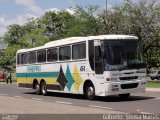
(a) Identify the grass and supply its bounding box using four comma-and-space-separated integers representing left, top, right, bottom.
147, 81, 160, 88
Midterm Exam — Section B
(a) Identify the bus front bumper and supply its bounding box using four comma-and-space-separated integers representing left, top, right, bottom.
96, 79, 147, 96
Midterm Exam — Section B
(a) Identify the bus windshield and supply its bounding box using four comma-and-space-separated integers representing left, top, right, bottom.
103, 40, 146, 71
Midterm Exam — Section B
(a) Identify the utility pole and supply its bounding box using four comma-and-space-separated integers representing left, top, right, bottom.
106, 0, 108, 14
105, 0, 108, 33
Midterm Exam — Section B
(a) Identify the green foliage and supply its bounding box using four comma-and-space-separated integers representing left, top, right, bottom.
19, 28, 49, 48
1, 1, 160, 67
147, 81, 160, 88
75, 5, 102, 36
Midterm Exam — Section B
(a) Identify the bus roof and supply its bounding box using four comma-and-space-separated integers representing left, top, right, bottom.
17, 35, 138, 53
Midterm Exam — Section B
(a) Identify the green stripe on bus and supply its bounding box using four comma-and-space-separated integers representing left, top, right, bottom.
16, 72, 59, 78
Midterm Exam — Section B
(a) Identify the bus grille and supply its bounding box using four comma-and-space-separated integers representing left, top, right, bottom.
121, 83, 139, 89
119, 76, 138, 81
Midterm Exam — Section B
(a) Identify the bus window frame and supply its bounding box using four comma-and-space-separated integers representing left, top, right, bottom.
72, 42, 86, 60
37, 49, 47, 63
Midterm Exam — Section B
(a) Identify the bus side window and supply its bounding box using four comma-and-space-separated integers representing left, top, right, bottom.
17, 54, 21, 65
29, 51, 36, 64
47, 48, 58, 62
37, 50, 46, 63
59, 46, 71, 61
72, 43, 86, 60
21, 53, 28, 64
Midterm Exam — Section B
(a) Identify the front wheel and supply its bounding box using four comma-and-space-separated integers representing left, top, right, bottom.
85, 84, 95, 100
34, 82, 41, 95
118, 93, 130, 99
41, 82, 47, 96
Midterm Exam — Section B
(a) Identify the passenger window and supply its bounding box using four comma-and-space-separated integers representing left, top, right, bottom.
59, 46, 71, 61
47, 48, 58, 62
37, 50, 46, 63
72, 43, 86, 60
21, 53, 28, 64
17, 54, 21, 65
29, 51, 36, 64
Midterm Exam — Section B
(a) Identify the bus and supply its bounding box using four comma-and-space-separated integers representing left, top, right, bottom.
16, 35, 147, 99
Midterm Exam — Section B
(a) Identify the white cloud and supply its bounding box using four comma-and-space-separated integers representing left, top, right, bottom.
45, 7, 75, 15
0, 14, 38, 37
0, 17, 8, 37
45, 8, 60, 13
0, 0, 75, 37
66, 8, 75, 15
15, 0, 42, 15
0, 17, 5, 27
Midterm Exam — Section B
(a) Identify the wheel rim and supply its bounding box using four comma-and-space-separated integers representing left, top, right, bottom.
35, 84, 40, 92
42, 84, 46, 94
88, 86, 94, 97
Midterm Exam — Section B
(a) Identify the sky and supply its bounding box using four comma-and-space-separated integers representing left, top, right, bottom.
0, 0, 123, 37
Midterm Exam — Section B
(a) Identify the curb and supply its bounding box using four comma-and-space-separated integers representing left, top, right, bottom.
1, 83, 159, 92
0, 82, 17, 85
146, 88, 160, 92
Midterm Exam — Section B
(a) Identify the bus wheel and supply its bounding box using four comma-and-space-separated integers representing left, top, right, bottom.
118, 93, 130, 99
35, 82, 41, 95
86, 84, 95, 100
41, 82, 47, 96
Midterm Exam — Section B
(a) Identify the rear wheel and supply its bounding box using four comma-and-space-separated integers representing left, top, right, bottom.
85, 84, 95, 100
34, 82, 41, 95
41, 82, 47, 96
118, 93, 130, 99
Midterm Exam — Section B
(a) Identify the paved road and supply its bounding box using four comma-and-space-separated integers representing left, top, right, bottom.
0, 83, 160, 115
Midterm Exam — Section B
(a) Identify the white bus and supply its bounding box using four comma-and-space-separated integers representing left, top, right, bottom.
16, 35, 147, 99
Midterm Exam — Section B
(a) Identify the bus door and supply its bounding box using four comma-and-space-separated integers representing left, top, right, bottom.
94, 40, 104, 75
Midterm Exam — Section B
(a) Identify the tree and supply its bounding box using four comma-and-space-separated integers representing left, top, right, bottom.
75, 5, 103, 36
1, 2, 160, 67
3, 24, 24, 46
19, 28, 49, 48
100, 0, 160, 63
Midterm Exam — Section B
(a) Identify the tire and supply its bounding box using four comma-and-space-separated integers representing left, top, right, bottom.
150, 77, 154, 80
118, 93, 130, 99
34, 82, 41, 95
85, 84, 95, 100
41, 82, 47, 96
